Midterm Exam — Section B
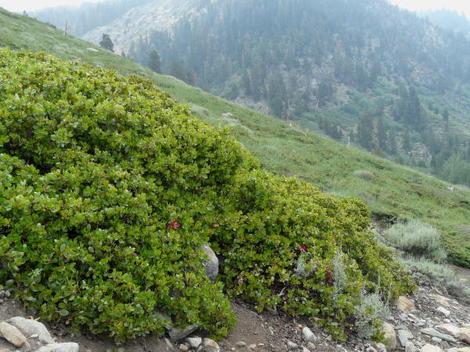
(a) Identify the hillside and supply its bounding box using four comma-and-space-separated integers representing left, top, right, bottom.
0, 8, 469, 268
56, 0, 470, 187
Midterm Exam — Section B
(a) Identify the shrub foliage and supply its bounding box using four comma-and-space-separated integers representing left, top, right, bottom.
0, 49, 414, 341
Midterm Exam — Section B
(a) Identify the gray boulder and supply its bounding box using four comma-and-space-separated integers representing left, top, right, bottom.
8, 317, 54, 344
202, 245, 219, 282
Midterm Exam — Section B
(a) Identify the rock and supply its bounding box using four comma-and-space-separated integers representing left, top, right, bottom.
383, 322, 397, 350
436, 324, 460, 338
430, 294, 450, 307
431, 337, 442, 344
35, 343, 80, 352
307, 342, 316, 351
420, 344, 442, 352
0, 321, 27, 347
459, 327, 470, 345
168, 325, 198, 343
302, 327, 316, 342
178, 344, 189, 352
405, 342, 417, 352
421, 328, 457, 343
287, 340, 299, 351
398, 329, 414, 347
302, 347, 310, 352
375, 343, 387, 352
202, 245, 219, 282
397, 297, 416, 312
186, 336, 202, 349
202, 338, 220, 352
235, 341, 247, 348
447, 348, 470, 352
8, 317, 54, 344
436, 307, 451, 317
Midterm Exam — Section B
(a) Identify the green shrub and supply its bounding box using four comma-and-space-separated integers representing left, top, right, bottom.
384, 220, 447, 262
0, 49, 414, 342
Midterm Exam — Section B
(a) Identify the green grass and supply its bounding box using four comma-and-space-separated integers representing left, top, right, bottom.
1, 8, 469, 267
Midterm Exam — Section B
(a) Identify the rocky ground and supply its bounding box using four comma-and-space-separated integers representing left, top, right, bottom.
0, 270, 469, 352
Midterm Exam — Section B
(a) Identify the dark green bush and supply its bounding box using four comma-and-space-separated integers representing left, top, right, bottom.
0, 49, 414, 341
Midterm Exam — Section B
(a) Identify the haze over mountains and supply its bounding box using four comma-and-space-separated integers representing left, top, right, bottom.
34, 0, 470, 188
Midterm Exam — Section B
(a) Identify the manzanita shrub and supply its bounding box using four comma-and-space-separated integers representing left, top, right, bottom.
0, 49, 414, 342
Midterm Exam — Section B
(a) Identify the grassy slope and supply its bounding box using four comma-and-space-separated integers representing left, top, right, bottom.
1, 8, 469, 267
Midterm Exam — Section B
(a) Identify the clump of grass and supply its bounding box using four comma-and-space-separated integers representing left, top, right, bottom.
352, 170, 375, 181
384, 220, 447, 262
354, 293, 390, 339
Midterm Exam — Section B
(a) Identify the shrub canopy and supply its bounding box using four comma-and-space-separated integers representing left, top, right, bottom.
0, 49, 414, 341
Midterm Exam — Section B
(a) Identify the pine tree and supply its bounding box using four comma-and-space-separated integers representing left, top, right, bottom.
99, 34, 114, 52
357, 115, 374, 150
148, 49, 162, 73
376, 117, 387, 152
443, 108, 450, 132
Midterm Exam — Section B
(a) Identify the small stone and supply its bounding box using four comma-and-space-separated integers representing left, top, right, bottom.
287, 340, 299, 351
235, 341, 247, 348
430, 294, 450, 307
421, 328, 456, 343
375, 342, 387, 352
420, 344, 442, 352
459, 327, 470, 344
383, 322, 397, 350
366, 346, 377, 352
405, 342, 417, 352
248, 344, 257, 350
302, 327, 316, 342
168, 325, 199, 343
431, 337, 442, 344
307, 342, 316, 351
398, 329, 414, 347
202, 338, 220, 352
302, 347, 310, 352
436, 324, 460, 338
178, 344, 189, 352
447, 348, 470, 352
0, 321, 27, 347
397, 296, 415, 312
186, 336, 202, 349
8, 316, 54, 344
35, 342, 80, 352
436, 307, 451, 317
202, 245, 219, 282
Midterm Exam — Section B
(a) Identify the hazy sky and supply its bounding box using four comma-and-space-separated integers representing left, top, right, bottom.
390, 0, 470, 17
0, 0, 102, 12
0, 0, 470, 16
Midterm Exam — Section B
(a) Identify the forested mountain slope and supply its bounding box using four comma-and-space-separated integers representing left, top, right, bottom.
0, 7, 469, 267
65, 0, 470, 186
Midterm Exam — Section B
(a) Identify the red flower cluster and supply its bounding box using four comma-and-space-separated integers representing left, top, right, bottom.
299, 244, 308, 253
167, 219, 181, 230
